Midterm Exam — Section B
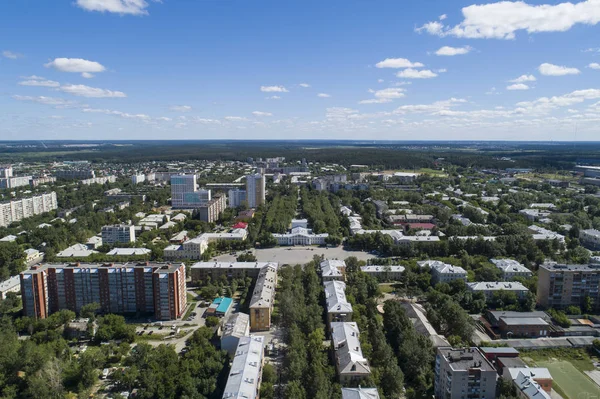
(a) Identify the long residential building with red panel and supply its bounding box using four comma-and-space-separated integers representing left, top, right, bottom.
20, 262, 186, 320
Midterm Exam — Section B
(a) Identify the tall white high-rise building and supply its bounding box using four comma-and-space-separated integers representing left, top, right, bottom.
0, 165, 13, 179
171, 174, 211, 208
246, 174, 265, 208
101, 225, 136, 244
131, 174, 146, 184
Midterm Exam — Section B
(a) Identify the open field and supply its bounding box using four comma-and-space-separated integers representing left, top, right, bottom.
538, 360, 600, 399
523, 349, 600, 399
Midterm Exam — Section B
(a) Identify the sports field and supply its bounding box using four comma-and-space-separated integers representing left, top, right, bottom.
537, 359, 600, 399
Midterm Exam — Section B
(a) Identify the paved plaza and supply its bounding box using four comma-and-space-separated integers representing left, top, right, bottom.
214, 246, 376, 265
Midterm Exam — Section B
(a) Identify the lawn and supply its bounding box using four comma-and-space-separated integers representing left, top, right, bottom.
522, 349, 600, 399
537, 360, 600, 399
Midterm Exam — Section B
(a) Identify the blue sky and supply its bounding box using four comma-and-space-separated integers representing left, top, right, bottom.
2, 0, 600, 141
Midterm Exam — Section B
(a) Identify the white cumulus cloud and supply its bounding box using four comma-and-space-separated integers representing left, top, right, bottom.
435, 45, 472, 56
170, 105, 192, 112
12, 95, 81, 108
396, 68, 438, 79
538, 63, 581, 76
506, 83, 530, 90
45, 58, 106, 78
416, 0, 600, 40
266, 96, 281, 100
509, 74, 537, 83
317, 93, 331, 98
83, 107, 150, 120
59, 84, 126, 98
589, 63, 600, 70
75, 0, 151, 15
260, 85, 289, 93
3, 51, 22, 59
18, 76, 60, 87
359, 99, 392, 104
252, 111, 273, 117
375, 58, 424, 68
298, 83, 310, 88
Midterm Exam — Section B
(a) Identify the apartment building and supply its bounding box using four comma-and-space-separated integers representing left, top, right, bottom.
331, 322, 371, 384
164, 236, 209, 260
20, 262, 186, 320
222, 335, 265, 399
0, 175, 32, 189
221, 312, 250, 356
419, 260, 467, 284
30, 176, 57, 187
467, 282, 530, 300
0, 192, 58, 228
360, 265, 405, 281
537, 263, 600, 309
171, 174, 211, 209
131, 174, 146, 184
198, 194, 227, 223
190, 261, 277, 282
101, 224, 136, 244
228, 189, 247, 208
491, 259, 533, 281
580, 229, 600, 251
324, 280, 353, 324
0, 276, 22, 300
81, 176, 117, 185
0, 165, 13, 178
321, 259, 346, 281
434, 347, 497, 399
249, 264, 277, 331
246, 173, 266, 208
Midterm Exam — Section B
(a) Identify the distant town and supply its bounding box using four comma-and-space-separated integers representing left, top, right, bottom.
2, 141, 600, 399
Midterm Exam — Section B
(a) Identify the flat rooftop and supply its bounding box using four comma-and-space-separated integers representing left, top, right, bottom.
438, 347, 495, 372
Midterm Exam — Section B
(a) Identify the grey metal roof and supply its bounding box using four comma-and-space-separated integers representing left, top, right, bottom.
341, 387, 380, 399
249, 265, 277, 309
222, 313, 250, 340
222, 335, 264, 399
324, 280, 353, 314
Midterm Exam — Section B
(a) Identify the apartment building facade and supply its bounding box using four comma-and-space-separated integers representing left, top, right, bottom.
20, 262, 186, 320
434, 347, 497, 399
55, 169, 95, 180
245, 173, 266, 208
198, 194, 226, 223
101, 224, 136, 244
228, 189, 247, 208
0, 192, 58, 228
491, 259, 533, 281
537, 263, 600, 309
249, 264, 277, 331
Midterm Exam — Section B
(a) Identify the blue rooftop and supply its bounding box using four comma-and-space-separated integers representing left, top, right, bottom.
215, 297, 233, 314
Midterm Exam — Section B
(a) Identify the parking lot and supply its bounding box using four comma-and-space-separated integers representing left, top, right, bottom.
214, 246, 376, 265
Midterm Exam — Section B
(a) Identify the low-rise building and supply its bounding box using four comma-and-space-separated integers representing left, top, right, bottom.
101, 224, 136, 244
320, 259, 346, 281
491, 259, 533, 281
324, 280, 353, 324
341, 387, 380, 399
106, 248, 151, 256
0, 276, 21, 299
510, 370, 552, 399
360, 265, 405, 281
419, 260, 467, 284
24, 248, 44, 266
580, 229, 600, 251
331, 322, 371, 384
249, 264, 277, 331
222, 335, 265, 399
56, 244, 99, 258
485, 311, 551, 338
519, 209, 551, 222
221, 312, 250, 356
273, 226, 328, 246
467, 282, 530, 300
190, 261, 277, 282
434, 347, 497, 399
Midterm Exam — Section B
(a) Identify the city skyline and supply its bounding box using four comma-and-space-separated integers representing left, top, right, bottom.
2, 0, 600, 141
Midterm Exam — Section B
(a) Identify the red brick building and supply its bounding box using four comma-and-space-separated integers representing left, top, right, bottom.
21, 262, 186, 320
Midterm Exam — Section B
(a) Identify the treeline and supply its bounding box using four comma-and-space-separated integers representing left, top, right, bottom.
277, 261, 341, 399
299, 188, 342, 236
343, 258, 405, 399
261, 184, 297, 234
346, 232, 563, 265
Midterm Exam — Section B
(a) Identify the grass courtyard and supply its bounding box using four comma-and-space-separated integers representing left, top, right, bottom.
522, 348, 600, 399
